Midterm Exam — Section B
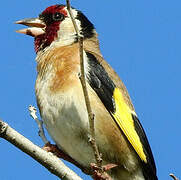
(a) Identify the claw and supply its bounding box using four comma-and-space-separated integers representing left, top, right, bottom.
42, 142, 88, 173
42, 142, 62, 157
91, 163, 117, 180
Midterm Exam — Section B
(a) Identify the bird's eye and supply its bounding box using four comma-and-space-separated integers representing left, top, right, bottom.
53, 12, 64, 21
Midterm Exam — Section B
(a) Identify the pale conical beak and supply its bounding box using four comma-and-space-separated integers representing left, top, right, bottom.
15, 18, 46, 37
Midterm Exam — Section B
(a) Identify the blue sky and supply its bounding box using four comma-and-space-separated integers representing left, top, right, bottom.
0, 0, 181, 179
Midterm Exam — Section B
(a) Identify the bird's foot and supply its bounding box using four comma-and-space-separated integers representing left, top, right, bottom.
43, 143, 117, 179
42, 142, 86, 171
91, 163, 117, 180
43, 142, 62, 157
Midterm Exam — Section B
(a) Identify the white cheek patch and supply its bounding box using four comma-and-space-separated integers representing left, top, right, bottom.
53, 8, 82, 47
67, 8, 82, 33
60, 8, 82, 35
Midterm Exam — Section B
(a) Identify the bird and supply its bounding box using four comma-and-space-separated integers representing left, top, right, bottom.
16, 4, 158, 180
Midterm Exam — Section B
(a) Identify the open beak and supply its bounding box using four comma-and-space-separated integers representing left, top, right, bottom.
15, 18, 46, 37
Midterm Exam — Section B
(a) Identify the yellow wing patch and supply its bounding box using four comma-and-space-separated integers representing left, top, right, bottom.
112, 88, 147, 163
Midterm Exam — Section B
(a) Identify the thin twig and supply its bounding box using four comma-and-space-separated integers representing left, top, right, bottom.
170, 173, 179, 180
66, 0, 102, 168
29, 105, 49, 144
0, 120, 82, 180
66, 0, 82, 37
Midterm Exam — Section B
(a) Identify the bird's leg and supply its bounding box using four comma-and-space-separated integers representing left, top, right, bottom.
43, 142, 117, 180
91, 163, 117, 180
42, 142, 91, 174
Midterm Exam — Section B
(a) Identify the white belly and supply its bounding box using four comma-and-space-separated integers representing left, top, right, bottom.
38, 84, 96, 168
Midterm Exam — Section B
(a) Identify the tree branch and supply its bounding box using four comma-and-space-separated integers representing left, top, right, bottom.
0, 120, 82, 180
66, 0, 102, 168
29, 105, 49, 144
170, 173, 179, 180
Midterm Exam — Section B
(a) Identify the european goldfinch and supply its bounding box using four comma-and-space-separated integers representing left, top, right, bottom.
16, 4, 158, 180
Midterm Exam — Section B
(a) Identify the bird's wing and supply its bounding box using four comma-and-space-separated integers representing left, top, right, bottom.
85, 51, 157, 180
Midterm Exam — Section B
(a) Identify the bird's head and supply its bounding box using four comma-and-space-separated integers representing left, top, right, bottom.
16, 4, 95, 53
